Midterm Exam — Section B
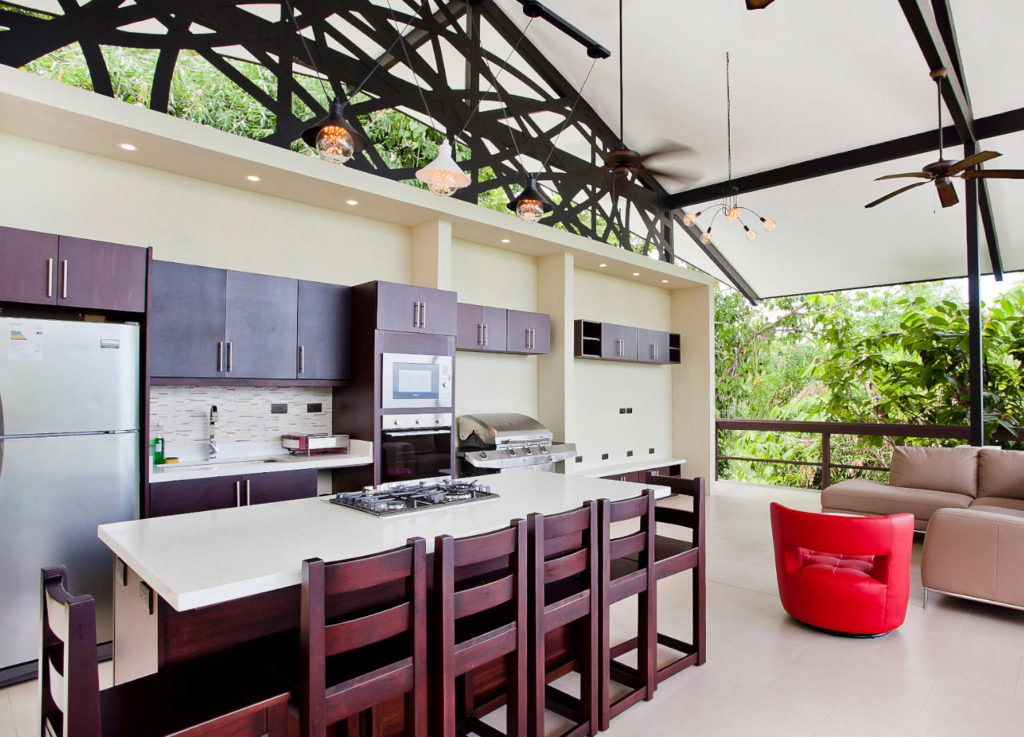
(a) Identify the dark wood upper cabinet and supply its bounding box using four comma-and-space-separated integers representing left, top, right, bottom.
245, 468, 317, 505
575, 319, 678, 364
297, 280, 351, 380
506, 309, 549, 355
0, 227, 146, 312
149, 262, 227, 378
457, 303, 508, 352
637, 328, 671, 364
56, 236, 148, 312
0, 226, 59, 305
224, 271, 298, 379
363, 281, 458, 335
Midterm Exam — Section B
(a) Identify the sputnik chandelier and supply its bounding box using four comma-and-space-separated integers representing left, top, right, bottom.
682, 53, 775, 243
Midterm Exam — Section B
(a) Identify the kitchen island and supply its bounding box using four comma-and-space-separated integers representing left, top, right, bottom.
99, 472, 669, 684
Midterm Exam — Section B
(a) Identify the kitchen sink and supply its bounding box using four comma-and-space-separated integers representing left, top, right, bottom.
163, 458, 283, 471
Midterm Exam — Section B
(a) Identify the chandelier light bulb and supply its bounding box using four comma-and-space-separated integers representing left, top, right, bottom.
416, 139, 471, 197
507, 173, 553, 223
700, 228, 712, 245
761, 217, 776, 232
516, 199, 545, 223
744, 225, 757, 240
727, 207, 741, 221
316, 125, 355, 165
682, 212, 697, 226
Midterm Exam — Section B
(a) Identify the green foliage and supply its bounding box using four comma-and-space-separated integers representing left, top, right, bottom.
716, 280, 1024, 488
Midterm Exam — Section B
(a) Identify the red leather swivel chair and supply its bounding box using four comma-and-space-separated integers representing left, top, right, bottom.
769, 503, 913, 636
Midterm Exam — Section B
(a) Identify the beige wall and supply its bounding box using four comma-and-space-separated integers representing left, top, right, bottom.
451, 239, 540, 418
572, 269, 674, 472
0, 133, 411, 286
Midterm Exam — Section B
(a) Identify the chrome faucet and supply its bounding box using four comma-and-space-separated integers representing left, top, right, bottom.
208, 405, 218, 460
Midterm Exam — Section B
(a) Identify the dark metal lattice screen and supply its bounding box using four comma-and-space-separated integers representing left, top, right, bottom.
0, 0, 673, 258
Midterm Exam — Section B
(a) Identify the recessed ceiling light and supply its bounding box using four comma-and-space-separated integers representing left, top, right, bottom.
345, 199, 359, 205
632, 272, 640, 277
598, 263, 607, 268
246, 175, 261, 182
661, 279, 669, 283
118, 143, 137, 151
500, 238, 510, 243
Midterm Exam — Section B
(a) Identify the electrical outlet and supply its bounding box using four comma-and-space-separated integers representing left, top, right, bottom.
626, 450, 634, 457
626, 407, 633, 414
649, 447, 656, 455
139, 582, 153, 615
271, 403, 288, 414
307, 403, 323, 413
619, 408, 626, 414
575, 456, 583, 463
601, 453, 609, 461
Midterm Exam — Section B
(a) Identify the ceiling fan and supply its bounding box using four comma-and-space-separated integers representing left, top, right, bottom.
866, 68, 1024, 209
746, 0, 776, 8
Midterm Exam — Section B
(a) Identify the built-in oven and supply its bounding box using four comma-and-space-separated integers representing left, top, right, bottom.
379, 412, 453, 483
381, 352, 453, 409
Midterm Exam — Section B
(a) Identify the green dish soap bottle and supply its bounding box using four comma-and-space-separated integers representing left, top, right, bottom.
153, 421, 165, 465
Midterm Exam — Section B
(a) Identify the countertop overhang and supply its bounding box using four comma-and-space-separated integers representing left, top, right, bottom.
99, 472, 670, 611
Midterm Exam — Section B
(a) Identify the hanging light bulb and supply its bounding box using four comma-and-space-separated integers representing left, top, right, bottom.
301, 98, 365, 165
700, 227, 712, 245
507, 174, 554, 223
760, 217, 776, 231
416, 139, 471, 197
727, 206, 741, 221
743, 225, 756, 240
682, 211, 699, 226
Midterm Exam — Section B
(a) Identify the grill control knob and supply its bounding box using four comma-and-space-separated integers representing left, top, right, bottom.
479, 451, 487, 459
507, 448, 517, 456
524, 447, 533, 455
539, 445, 548, 453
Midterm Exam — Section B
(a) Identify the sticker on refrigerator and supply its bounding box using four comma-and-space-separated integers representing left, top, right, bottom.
9, 323, 43, 361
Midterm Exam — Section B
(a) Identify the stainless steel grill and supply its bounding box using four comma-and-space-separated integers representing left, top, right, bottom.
457, 412, 576, 474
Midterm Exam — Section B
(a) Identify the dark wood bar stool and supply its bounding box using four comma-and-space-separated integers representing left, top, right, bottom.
433, 520, 528, 737
596, 489, 657, 731
297, 537, 428, 737
526, 504, 599, 737
39, 566, 291, 737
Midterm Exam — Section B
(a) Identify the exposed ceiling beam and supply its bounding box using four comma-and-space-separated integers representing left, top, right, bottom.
901, 0, 1002, 279
672, 213, 760, 305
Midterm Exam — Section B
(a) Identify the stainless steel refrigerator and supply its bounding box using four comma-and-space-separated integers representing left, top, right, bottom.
0, 316, 139, 679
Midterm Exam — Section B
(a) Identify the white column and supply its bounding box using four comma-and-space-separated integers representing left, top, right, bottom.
671, 283, 715, 483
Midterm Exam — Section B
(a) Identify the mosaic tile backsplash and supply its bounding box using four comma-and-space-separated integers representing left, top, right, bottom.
150, 386, 332, 461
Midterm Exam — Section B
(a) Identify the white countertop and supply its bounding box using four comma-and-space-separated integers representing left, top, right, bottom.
576, 457, 687, 479
99, 472, 669, 611
149, 440, 374, 482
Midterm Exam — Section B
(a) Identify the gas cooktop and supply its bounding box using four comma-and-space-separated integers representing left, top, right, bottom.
329, 478, 498, 517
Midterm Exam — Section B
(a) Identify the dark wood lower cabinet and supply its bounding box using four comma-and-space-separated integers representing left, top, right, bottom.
148, 468, 317, 517
601, 464, 681, 483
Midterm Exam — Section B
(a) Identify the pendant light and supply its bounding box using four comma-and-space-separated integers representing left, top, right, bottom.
682, 53, 775, 243
507, 174, 554, 222
416, 140, 471, 196
301, 98, 365, 165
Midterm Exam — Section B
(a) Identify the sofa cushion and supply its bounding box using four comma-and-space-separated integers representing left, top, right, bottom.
976, 448, 1024, 500
890, 445, 979, 497
969, 497, 1024, 518
821, 479, 971, 531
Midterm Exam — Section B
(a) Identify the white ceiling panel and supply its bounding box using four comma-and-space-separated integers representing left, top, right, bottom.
948, 0, 1024, 119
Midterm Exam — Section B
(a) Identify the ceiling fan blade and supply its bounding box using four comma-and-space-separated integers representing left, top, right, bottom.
963, 169, 1024, 179
874, 172, 932, 181
864, 181, 928, 208
635, 166, 701, 186
936, 180, 959, 208
746, 0, 776, 8
947, 150, 1001, 175
636, 142, 695, 162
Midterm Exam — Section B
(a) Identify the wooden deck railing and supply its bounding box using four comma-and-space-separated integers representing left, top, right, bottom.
715, 419, 974, 490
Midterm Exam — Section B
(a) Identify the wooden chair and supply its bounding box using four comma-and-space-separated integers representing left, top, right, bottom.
433, 520, 528, 737
596, 489, 657, 731
298, 537, 428, 737
526, 504, 599, 737
39, 566, 291, 737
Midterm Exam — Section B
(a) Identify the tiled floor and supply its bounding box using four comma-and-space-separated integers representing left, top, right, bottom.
4, 481, 1023, 737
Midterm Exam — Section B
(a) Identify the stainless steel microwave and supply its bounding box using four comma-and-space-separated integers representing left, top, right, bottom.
381, 352, 453, 409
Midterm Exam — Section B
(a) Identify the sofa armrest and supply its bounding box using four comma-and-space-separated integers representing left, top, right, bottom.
922, 508, 1024, 608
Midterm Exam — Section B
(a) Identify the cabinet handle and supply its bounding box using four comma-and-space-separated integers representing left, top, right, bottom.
413, 301, 420, 328
61, 259, 68, 299
299, 345, 305, 373
421, 301, 427, 328
217, 341, 224, 372
235, 480, 241, 507
477, 323, 483, 346
227, 342, 233, 372
483, 323, 489, 346
246, 479, 251, 506
47, 258, 53, 298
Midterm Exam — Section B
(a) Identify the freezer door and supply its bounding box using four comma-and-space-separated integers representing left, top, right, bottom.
0, 432, 138, 669
0, 318, 139, 435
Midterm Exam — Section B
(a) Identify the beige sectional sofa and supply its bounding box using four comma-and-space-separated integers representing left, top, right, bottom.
820, 445, 1024, 531
822, 445, 1024, 610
